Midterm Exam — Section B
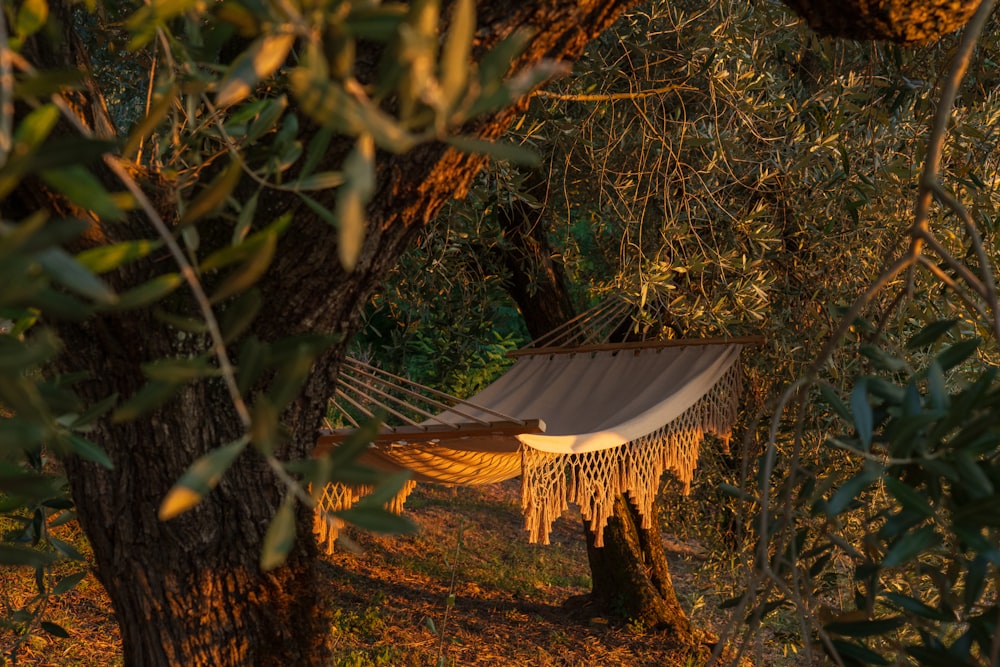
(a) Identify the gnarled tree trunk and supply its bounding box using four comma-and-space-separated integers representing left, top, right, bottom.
12, 1, 637, 664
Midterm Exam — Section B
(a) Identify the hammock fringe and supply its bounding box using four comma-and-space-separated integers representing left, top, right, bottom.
316, 358, 742, 551
520, 359, 742, 546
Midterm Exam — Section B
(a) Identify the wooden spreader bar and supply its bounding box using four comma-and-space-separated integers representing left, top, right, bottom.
314, 418, 546, 457
506, 335, 766, 358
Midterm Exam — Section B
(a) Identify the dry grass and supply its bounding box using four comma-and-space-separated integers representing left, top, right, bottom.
2, 481, 781, 666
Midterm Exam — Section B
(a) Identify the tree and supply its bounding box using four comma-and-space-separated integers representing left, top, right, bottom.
0, 0, 986, 665
2, 1, 637, 664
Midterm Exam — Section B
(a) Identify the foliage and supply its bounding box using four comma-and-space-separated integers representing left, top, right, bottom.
361, 0, 1000, 663
802, 326, 1000, 665
1, 0, 563, 656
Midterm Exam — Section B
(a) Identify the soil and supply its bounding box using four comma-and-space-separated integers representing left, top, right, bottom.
2, 480, 774, 666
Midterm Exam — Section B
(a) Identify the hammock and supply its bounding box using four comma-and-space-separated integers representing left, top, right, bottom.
313, 300, 758, 552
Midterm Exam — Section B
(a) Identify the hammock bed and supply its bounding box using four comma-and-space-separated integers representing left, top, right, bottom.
313, 300, 760, 552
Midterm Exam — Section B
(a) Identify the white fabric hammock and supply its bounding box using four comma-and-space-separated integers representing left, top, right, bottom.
314, 339, 748, 552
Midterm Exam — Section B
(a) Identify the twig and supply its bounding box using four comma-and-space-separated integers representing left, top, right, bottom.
135, 39, 158, 166
532, 82, 694, 102
0, 13, 12, 166
927, 181, 1000, 339
916, 254, 992, 324
907, 0, 997, 262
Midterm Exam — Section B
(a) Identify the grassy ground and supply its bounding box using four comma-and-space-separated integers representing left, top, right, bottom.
2, 480, 804, 666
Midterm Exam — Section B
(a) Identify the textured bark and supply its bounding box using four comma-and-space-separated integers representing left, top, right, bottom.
585, 497, 692, 634
781, 0, 981, 44
494, 173, 693, 637
496, 170, 577, 339
11, 1, 637, 664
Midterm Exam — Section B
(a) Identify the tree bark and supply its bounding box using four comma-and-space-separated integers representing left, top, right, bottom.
11, 1, 638, 664
585, 497, 692, 634
493, 169, 694, 637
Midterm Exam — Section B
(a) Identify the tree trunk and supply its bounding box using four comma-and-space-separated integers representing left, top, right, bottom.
585, 497, 692, 634
493, 169, 694, 637
11, 2, 638, 664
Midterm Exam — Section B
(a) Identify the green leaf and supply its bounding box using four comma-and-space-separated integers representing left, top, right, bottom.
159, 437, 249, 520
289, 47, 416, 152
112, 380, 185, 422
927, 361, 948, 411
935, 338, 980, 372
246, 95, 289, 143
152, 309, 208, 334
882, 525, 939, 568
36, 248, 117, 304
219, 288, 262, 344
76, 240, 160, 274
0, 471, 64, 500
830, 639, 889, 665
52, 571, 87, 595
65, 434, 114, 469
0, 545, 58, 568
40, 621, 71, 638
12, 69, 86, 100
236, 336, 269, 394
49, 536, 85, 561
882, 593, 951, 621
860, 344, 906, 372
200, 213, 292, 272
179, 160, 244, 227
352, 472, 413, 509
718, 482, 758, 503
290, 171, 345, 191
336, 135, 375, 271
336, 505, 417, 534
141, 356, 219, 383
445, 135, 541, 167
0, 327, 61, 371
216, 33, 296, 108
824, 462, 881, 516
345, 5, 408, 40
818, 383, 851, 422
15, 0, 49, 42
906, 319, 958, 349
325, 415, 382, 471
851, 379, 873, 451
108, 273, 184, 311
883, 477, 932, 517
13, 104, 60, 149
297, 192, 338, 226
40, 167, 125, 222
250, 396, 279, 455
260, 497, 296, 571
825, 616, 905, 637
439, 0, 474, 112
905, 646, 974, 667
299, 126, 334, 179
210, 231, 277, 303
953, 450, 993, 498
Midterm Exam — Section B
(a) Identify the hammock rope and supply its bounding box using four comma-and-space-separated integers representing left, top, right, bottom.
313, 297, 758, 552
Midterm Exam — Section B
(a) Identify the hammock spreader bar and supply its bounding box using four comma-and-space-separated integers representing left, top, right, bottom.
312, 295, 761, 553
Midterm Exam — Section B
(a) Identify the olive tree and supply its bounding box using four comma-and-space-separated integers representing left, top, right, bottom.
0, 0, 985, 664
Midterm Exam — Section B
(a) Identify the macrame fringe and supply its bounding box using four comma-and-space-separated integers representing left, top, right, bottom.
314, 358, 742, 552
521, 360, 742, 547
313, 478, 418, 554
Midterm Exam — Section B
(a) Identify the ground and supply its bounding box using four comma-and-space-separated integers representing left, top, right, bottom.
1, 480, 804, 666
